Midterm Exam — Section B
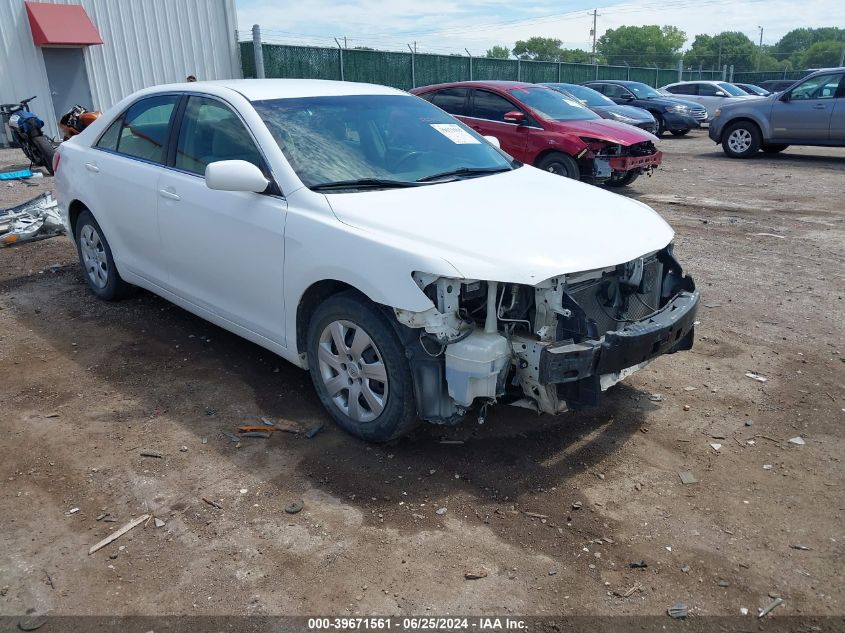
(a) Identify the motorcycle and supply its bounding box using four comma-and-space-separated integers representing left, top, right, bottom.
0, 96, 56, 175
59, 104, 101, 140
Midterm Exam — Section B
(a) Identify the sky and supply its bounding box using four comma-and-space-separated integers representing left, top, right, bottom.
236, 0, 845, 57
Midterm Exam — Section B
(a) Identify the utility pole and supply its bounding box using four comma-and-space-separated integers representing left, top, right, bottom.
756, 26, 763, 71
716, 37, 722, 71
840, 42, 845, 67
590, 9, 598, 65
251, 24, 265, 79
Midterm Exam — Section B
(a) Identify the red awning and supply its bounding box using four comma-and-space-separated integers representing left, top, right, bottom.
25, 1, 103, 46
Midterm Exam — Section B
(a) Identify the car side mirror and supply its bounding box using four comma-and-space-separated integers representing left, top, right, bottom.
503, 110, 526, 125
715, 91, 727, 97
483, 135, 501, 149
780, 91, 791, 102
205, 160, 269, 193
621, 94, 634, 101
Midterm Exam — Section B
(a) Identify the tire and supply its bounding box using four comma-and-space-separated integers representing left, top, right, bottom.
722, 121, 762, 158
670, 129, 690, 136
306, 292, 419, 442
73, 209, 134, 301
535, 152, 580, 180
32, 135, 55, 175
762, 143, 789, 154
604, 170, 639, 187
653, 113, 666, 137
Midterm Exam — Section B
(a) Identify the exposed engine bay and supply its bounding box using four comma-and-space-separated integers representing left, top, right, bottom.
580, 139, 661, 182
394, 244, 698, 423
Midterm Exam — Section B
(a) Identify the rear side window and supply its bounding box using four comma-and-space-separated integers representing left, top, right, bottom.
667, 84, 696, 95
602, 84, 630, 98
697, 83, 718, 96
97, 95, 178, 163
431, 88, 469, 116
472, 89, 518, 122
174, 96, 264, 176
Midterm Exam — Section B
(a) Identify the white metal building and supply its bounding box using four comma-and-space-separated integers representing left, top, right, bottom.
0, 0, 241, 140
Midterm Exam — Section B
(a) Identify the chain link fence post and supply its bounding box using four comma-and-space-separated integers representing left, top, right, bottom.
252, 24, 265, 79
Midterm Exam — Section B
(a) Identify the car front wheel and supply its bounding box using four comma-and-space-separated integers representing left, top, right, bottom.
307, 292, 418, 442
722, 121, 761, 158
604, 170, 639, 187
535, 152, 580, 179
74, 209, 134, 300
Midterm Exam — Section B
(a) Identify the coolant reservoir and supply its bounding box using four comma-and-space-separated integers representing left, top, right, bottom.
444, 330, 510, 407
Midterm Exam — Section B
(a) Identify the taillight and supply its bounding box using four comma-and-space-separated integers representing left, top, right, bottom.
52, 151, 61, 174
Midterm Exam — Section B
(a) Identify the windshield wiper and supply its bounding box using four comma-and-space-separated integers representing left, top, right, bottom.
416, 166, 511, 183
310, 178, 420, 192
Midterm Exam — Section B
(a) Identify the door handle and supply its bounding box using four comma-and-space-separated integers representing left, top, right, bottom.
84, 163, 99, 173
812, 103, 826, 109
158, 189, 181, 201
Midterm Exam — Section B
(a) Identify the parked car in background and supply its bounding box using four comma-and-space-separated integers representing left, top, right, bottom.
734, 83, 770, 96
708, 68, 845, 157
582, 80, 706, 136
542, 82, 657, 135
758, 79, 799, 93
659, 81, 761, 118
412, 81, 661, 187
54, 79, 698, 442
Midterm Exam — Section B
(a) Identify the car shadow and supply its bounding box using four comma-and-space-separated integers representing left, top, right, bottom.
7, 268, 652, 556
698, 150, 845, 168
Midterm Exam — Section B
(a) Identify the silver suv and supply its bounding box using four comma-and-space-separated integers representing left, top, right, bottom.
708, 68, 845, 158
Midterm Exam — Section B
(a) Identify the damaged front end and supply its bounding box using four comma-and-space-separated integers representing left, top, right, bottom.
579, 139, 662, 182
0, 192, 65, 247
394, 245, 698, 423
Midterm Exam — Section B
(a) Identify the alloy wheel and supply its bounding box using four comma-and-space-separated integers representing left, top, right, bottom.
317, 320, 388, 423
79, 224, 108, 288
728, 128, 752, 153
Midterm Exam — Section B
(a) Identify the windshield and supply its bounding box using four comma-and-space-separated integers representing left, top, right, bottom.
717, 82, 748, 97
550, 83, 614, 107
252, 95, 513, 189
507, 87, 599, 121
626, 82, 663, 99
742, 84, 768, 95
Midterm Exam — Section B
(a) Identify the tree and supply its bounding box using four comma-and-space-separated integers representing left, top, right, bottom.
596, 25, 685, 67
512, 36, 565, 61
798, 40, 845, 68
684, 32, 757, 71
485, 45, 510, 59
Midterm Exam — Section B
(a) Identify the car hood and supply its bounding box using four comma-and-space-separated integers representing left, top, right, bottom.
591, 105, 654, 122
549, 117, 656, 144
324, 166, 673, 285
638, 96, 701, 109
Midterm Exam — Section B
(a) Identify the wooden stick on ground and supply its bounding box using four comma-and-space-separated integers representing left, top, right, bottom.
87, 514, 150, 555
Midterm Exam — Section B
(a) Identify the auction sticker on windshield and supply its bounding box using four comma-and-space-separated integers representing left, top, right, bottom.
430, 123, 480, 144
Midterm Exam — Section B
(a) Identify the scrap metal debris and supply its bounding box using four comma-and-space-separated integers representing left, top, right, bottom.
745, 372, 768, 383
758, 597, 784, 618
0, 192, 64, 247
678, 471, 699, 485
667, 602, 688, 619
87, 514, 150, 555
788, 436, 805, 445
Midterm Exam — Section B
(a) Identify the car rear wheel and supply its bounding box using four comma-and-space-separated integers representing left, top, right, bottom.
307, 292, 418, 442
670, 129, 689, 136
653, 113, 666, 137
604, 170, 639, 187
73, 209, 134, 300
762, 143, 789, 154
722, 121, 761, 158
536, 152, 580, 180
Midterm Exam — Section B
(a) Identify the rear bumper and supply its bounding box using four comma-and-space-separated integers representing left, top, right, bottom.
538, 289, 699, 386
608, 150, 663, 172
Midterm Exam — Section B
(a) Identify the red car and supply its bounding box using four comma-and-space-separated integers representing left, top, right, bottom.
411, 81, 662, 187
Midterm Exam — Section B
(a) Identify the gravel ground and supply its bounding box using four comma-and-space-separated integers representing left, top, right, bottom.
0, 134, 843, 621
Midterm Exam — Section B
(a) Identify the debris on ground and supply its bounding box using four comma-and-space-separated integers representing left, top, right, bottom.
571, 501, 583, 510
709, 443, 722, 451
667, 602, 688, 619
523, 511, 548, 519
154, 518, 165, 528
788, 436, 805, 445
648, 393, 663, 402
681, 565, 690, 573
304, 423, 324, 439
629, 561, 648, 569
17, 614, 48, 631
65, 507, 79, 515
284, 500, 304, 514
202, 498, 222, 509
740, 607, 749, 616
745, 372, 768, 383
222, 431, 241, 443
789, 544, 811, 551
464, 568, 488, 580
758, 597, 784, 618
0, 168, 34, 180
139, 450, 162, 458
435, 507, 447, 515
678, 471, 699, 485
87, 514, 150, 555
0, 192, 64, 247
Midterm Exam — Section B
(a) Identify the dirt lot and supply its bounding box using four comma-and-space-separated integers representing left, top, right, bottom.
1, 134, 843, 622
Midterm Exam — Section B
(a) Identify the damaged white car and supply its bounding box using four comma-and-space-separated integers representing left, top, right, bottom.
54, 79, 699, 442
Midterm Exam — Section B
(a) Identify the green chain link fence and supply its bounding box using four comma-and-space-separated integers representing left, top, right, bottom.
241, 42, 809, 89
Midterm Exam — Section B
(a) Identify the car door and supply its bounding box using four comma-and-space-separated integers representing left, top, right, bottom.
695, 83, 726, 117
665, 82, 701, 107
770, 72, 844, 141
830, 78, 845, 142
87, 94, 179, 284
465, 88, 530, 160
156, 94, 288, 346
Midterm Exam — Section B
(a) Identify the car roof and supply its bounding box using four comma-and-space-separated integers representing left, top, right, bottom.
138, 79, 408, 101
413, 80, 539, 92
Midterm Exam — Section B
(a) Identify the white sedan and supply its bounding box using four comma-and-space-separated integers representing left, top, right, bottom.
54, 79, 699, 442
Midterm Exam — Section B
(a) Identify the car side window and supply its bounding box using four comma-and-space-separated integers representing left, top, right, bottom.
789, 73, 843, 100
95, 118, 122, 151
698, 83, 719, 96
175, 96, 265, 176
430, 88, 469, 116
669, 84, 696, 95
472, 89, 519, 122
602, 84, 629, 99
106, 95, 178, 163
